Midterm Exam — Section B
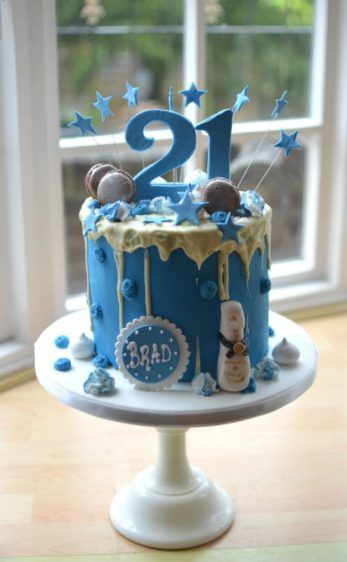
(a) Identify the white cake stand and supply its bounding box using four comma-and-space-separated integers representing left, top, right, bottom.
35, 311, 317, 550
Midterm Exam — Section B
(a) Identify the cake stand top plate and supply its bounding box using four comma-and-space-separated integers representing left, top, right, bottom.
35, 310, 317, 428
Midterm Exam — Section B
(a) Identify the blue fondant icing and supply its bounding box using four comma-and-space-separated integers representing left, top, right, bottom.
200, 280, 217, 300
210, 211, 228, 223
54, 335, 69, 349
83, 368, 115, 395
88, 199, 101, 209
129, 200, 151, 216
94, 248, 106, 262
54, 357, 71, 372
260, 278, 271, 293
92, 354, 110, 368
196, 109, 232, 179
90, 303, 103, 320
121, 278, 138, 300
86, 239, 269, 382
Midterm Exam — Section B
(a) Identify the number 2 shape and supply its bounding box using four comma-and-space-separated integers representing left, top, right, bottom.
125, 109, 196, 200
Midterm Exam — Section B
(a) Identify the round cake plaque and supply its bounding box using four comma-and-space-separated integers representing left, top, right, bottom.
115, 316, 190, 390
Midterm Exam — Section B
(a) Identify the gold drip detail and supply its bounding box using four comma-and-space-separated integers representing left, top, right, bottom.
115, 250, 124, 330
144, 248, 151, 315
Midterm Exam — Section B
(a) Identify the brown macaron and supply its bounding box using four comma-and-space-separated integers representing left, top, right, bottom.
96, 169, 136, 205
85, 163, 117, 198
201, 177, 241, 215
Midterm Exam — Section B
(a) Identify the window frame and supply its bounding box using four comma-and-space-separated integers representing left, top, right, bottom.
1, 0, 346, 379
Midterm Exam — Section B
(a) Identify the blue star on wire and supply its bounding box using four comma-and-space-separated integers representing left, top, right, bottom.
215, 212, 244, 242
271, 90, 288, 118
233, 85, 250, 113
168, 86, 175, 111
168, 187, 208, 225
123, 81, 139, 109
179, 82, 207, 108
68, 112, 97, 136
274, 129, 302, 157
143, 216, 173, 225
83, 210, 103, 236
93, 91, 114, 122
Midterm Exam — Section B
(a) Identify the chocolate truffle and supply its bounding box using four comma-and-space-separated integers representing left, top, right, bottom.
97, 169, 136, 205
201, 177, 241, 215
85, 163, 117, 198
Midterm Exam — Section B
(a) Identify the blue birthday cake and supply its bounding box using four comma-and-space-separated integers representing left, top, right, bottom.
76, 84, 300, 393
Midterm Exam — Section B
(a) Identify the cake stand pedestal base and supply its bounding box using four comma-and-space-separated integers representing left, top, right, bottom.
109, 427, 234, 549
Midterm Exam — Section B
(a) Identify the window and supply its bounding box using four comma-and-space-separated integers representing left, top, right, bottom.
1, 0, 346, 378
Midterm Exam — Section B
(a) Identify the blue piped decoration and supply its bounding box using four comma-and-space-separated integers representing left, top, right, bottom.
94, 248, 106, 263
253, 358, 280, 381
260, 278, 272, 294
121, 278, 138, 300
274, 130, 302, 157
130, 200, 152, 216
240, 376, 257, 394
83, 210, 103, 236
90, 303, 103, 320
215, 212, 244, 242
123, 81, 139, 109
271, 90, 288, 118
168, 187, 208, 225
200, 280, 217, 300
68, 111, 97, 136
210, 211, 228, 223
179, 82, 207, 107
233, 85, 250, 113
54, 357, 71, 372
192, 372, 219, 397
92, 354, 111, 368
269, 326, 275, 337
87, 199, 101, 209
83, 368, 115, 396
54, 335, 69, 349
93, 91, 114, 122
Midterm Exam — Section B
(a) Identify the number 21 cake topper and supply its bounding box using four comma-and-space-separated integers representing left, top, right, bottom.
115, 316, 190, 390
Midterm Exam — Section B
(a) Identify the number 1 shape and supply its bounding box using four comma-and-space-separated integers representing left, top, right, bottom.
125, 109, 196, 201
196, 109, 233, 180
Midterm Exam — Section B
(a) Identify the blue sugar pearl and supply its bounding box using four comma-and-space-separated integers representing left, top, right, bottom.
54, 335, 69, 349
121, 278, 138, 300
93, 354, 110, 368
200, 280, 217, 300
269, 326, 275, 337
54, 357, 71, 372
260, 278, 272, 294
94, 248, 106, 263
90, 303, 103, 320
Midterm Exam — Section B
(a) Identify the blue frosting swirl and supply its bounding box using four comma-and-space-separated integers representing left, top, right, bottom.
90, 303, 103, 319
94, 248, 106, 262
83, 368, 115, 396
54, 357, 71, 372
240, 376, 257, 394
121, 278, 138, 300
200, 280, 217, 300
209, 211, 228, 223
92, 354, 110, 368
260, 278, 271, 294
54, 335, 69, 349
